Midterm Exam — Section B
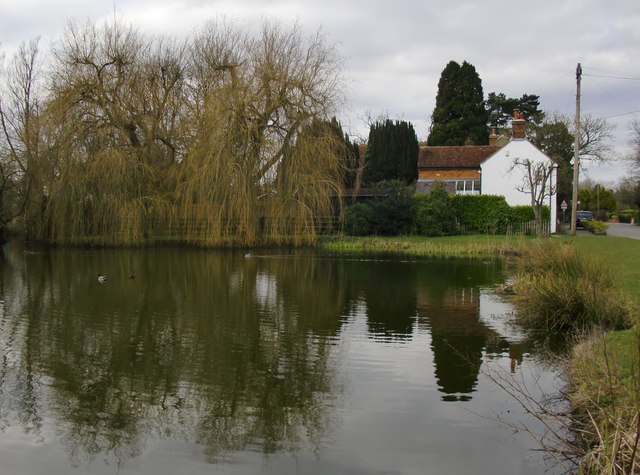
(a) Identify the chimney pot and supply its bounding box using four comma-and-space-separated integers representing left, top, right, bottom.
512, 109, 526, 139
489, 127, 498, 145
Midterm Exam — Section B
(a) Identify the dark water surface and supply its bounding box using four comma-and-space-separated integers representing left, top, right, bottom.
0, 243, 564, 474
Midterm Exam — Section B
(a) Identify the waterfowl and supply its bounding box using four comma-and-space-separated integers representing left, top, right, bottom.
98, 274, 107, 284
128, 273, 135, 279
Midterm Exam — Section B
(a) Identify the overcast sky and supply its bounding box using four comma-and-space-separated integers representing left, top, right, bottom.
2, 0, 639, 183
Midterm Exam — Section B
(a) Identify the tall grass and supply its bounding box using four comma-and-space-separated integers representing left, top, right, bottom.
511, 242, 632, 332
506, 239, 639, 471
569, 330, 640, 473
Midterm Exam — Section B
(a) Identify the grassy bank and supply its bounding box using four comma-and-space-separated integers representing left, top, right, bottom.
508, 236, 640, 472
317, 234, 532, 258
567, 235, 640, 472
510, 241, 633, 332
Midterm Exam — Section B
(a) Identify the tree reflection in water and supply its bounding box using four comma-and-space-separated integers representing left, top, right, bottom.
0, 244, 545, 473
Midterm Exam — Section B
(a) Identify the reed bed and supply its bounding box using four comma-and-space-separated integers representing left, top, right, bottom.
510, 242, 632, 332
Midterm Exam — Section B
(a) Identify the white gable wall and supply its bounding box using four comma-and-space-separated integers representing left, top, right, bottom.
481, 139, 557, 233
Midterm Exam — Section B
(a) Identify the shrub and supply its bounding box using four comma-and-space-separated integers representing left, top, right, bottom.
617, 212, 633, 223
341, 203, 374, 236
510, 205, 535, 223
510, 205, 551, 223
369, 180, 416, 235
452, 195, 511, 234
414, 183, 458, 236
583, 220, 608, 235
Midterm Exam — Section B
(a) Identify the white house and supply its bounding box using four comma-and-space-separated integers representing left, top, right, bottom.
418, 110, 558, 233
481, 111, 558, 233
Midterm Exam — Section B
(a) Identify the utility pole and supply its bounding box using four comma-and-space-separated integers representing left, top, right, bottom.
570, 63, 582, 235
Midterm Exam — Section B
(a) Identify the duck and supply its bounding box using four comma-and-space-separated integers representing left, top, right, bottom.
128, 273, 135, 279
97, 274, 107, 284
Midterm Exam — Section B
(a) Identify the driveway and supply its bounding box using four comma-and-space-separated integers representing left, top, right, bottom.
605, 222, 640, 240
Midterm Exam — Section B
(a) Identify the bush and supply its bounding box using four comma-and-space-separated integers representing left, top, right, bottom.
510, 205, 551, 223
583, 220, 608, 235
617, 212, 633, 224
510, 205, 535, 223
453, 195, 511, 234
369, 180, 416, 235
414, 183, 458, 236
341, 203, 374, 236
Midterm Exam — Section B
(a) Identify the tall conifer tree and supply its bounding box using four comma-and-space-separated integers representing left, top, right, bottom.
427, 61, 488, 146
486, 92, 544, 128
363, 119, 418, 185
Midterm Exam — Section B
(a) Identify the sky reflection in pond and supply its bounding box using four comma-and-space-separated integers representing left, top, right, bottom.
0, 244, 565, 474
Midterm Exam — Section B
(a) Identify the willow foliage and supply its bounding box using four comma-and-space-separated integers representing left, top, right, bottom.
11, 17, 345, 246
173, 20, 345, 246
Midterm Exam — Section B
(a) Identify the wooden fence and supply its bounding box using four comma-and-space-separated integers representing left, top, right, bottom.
506, 220, 550, 236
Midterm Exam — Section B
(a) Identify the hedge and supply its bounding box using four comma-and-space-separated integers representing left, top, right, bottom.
511, 205, 551, 223
452, 195, 512, 234
341, 192, 554, 237
414, 184, 458, 236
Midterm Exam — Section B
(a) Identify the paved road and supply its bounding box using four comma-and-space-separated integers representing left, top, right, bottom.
605, 222, 640, 240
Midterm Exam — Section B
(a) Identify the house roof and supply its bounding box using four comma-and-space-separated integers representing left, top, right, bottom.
418, 145, 503, 169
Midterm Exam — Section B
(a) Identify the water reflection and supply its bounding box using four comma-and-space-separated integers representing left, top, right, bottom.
414, 263, 525, 399
0, 243, 556, 473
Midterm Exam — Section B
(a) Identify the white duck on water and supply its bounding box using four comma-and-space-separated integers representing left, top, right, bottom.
97, 274, 107, 284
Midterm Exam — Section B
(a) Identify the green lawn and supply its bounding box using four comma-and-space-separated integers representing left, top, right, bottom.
317, 234, 537, 258
571, 235, 640, 307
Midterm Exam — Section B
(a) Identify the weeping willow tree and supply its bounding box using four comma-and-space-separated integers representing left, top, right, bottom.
29, 19, 186, 244
10, 17, 346, 246
175, 20, 346, 246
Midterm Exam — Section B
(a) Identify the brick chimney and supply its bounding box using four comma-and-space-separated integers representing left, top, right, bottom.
489, 127, 498, 145
511, 108, 526, 139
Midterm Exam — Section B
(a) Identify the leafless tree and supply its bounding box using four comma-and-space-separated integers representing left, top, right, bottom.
511, 157, 557, 237
628, 118, 640, 175
0, 37, 43, 237
576, 114, 616, 163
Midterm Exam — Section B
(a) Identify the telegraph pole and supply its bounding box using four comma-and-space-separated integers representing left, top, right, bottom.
570, 63, 582, 235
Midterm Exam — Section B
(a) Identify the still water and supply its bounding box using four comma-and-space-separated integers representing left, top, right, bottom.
0, 243, 564, 474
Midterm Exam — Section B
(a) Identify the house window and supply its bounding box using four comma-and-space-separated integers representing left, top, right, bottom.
455, 180, 480, 195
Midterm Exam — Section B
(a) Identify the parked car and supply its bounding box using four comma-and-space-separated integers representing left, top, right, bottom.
576, 210, 593, 228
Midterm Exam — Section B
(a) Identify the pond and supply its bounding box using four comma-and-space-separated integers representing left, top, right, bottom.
0, 242, 566, 474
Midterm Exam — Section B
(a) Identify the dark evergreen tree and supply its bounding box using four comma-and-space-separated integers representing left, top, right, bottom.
343, 132, 360, 190
486, 92, 544, 129
427, 61, 489, 146
363, 119, 418, 185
